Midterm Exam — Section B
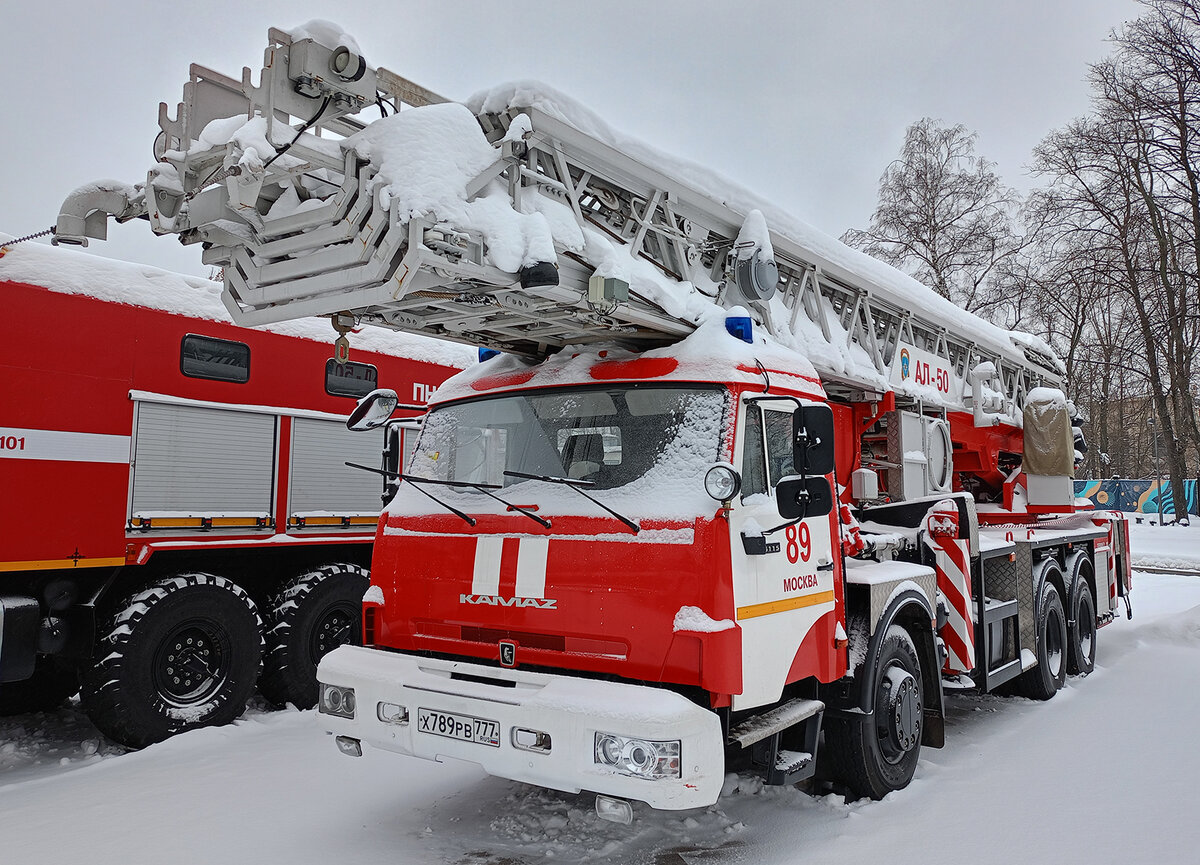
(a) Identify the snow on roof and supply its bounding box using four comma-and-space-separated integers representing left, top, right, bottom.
0, 235, 474, 368
433, 317, 824, 405
468, 82, 1064, 379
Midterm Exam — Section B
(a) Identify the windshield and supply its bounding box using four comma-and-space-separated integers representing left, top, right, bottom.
408, 386, 726, 493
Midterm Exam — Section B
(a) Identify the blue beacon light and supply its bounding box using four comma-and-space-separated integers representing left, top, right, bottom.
724, 313, 754, 344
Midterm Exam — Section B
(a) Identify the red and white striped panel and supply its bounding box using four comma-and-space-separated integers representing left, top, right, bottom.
471, 536, 550, 598
925, 534, 975, 675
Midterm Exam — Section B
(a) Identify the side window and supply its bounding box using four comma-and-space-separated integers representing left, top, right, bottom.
741, 405, 767, 497
325, 359, 379, 398
180, 335, 250, 383
741, 405, 795, 498
763, 409, 796, 486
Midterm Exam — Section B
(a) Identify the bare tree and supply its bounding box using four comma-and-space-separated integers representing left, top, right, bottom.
1010, 181, 1150, 479
1028, 0, 1200, 516
842, 118, 1025, 316
1105, 0, 1200, 482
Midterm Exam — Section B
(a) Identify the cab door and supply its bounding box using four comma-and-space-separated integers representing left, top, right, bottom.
727, 398, 836, 709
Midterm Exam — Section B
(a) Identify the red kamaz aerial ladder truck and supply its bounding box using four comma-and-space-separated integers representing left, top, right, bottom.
39, 24, 1132, 817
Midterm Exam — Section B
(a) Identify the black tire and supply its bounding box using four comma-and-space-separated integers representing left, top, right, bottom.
1015, 575, 1067, 700
0, 657, 79, 716
823, 624, 924, 800
259, 563, 369, 709
1067, 579, 1097, 676
80, 573, 263, 748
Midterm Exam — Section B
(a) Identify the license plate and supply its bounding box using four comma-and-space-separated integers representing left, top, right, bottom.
417, 708, 501, 748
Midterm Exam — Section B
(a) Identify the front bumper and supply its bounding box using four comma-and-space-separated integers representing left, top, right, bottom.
316, 646, 724, 810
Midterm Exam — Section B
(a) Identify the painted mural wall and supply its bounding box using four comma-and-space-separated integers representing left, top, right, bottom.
1075, 479, 1200, 516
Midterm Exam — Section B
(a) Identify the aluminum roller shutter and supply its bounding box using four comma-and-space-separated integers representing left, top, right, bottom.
289, 417, 386, 517
131, 401, 276, 517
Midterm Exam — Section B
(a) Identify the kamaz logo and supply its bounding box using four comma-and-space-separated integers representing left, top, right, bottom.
459, 594, 558, 609
499, 640, 516, 667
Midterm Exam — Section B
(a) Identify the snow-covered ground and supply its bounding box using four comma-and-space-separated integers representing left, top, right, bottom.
1129, 517, 1200, 572
2, 521, 1198, 865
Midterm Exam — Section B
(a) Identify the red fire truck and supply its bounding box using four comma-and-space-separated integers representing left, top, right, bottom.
0, 238, 469, 746
40, 26, 1133, 818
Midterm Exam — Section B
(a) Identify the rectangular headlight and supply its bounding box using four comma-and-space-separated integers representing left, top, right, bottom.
318, 683, 356, 719
593, 732, 681, 779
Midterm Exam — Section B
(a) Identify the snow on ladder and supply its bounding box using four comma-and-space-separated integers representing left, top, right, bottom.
54, 25, 1062, 419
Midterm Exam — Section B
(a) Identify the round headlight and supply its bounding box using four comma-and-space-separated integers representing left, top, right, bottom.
596, 735, 621, 765
704, 464, 741, 501
622, 739, 657, 773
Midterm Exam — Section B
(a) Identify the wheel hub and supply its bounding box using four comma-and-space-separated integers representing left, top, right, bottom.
310, 605, 355, 663
154, 623, 228, 705
882, 666, 922, 756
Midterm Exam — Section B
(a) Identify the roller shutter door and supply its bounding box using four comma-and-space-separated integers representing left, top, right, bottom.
131, 401, 276, 518
289, 417, 386, 517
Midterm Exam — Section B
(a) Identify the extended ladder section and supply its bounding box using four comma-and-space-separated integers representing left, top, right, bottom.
54, 26, 1061, 419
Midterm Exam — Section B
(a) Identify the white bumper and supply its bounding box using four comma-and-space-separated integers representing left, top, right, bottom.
316, 646, 724, 810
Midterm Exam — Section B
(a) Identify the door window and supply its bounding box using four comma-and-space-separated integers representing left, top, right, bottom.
741, 405, 796, 498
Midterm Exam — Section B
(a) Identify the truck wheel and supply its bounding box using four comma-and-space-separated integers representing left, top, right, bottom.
1015, 576, 1067, 700
80, 574, 263, 747
0, 657, 79, 716
259, 564, 369, 709
1067, 580, 1097, 675
824, 624, 924, 800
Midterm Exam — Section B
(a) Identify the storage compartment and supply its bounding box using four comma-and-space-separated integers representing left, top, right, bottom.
886, 411, 953, 500
130, 400, 275, 526
290, 417, 387, 524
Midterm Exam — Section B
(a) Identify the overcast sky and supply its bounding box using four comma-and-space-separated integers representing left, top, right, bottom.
1, 0, 1145, 277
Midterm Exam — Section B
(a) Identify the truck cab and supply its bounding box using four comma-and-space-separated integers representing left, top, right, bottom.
318, 323, 860, 810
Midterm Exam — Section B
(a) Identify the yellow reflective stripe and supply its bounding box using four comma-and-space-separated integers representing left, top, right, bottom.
130, 517, 270, 528
0, 557, 126, 572
288, 516, 378, 527
736, 590, 836, 621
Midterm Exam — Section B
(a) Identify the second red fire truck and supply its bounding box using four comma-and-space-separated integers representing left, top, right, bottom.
0, 237, 469, 746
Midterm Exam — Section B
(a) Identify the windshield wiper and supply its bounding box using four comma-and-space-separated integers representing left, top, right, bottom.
344, 463, 550, 529
504, 470, 639, 534
403, 473, 551, 529
345, 462, 477, 526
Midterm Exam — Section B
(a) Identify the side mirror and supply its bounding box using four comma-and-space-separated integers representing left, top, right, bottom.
347, 388, 399, 431
776, 476, 834, 519
793, 404, 835, 476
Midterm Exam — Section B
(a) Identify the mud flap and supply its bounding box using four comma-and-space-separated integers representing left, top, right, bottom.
922, 687, 946, 748
0, 596, 40, 683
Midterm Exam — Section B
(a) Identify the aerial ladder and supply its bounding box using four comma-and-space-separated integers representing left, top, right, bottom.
54, 26, 1060, 426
